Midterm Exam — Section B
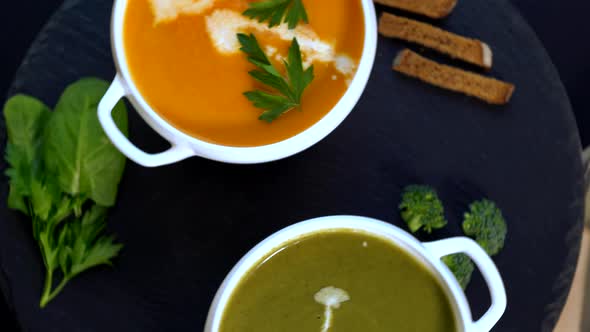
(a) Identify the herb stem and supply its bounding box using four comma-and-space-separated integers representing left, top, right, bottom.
40, 272, 69, 308
40, 270, 53, 308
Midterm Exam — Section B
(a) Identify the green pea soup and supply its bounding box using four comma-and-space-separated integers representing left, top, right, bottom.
219, 230, 458, 332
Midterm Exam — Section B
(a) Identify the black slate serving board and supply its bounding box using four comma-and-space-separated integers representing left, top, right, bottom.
0, 0, 585, 331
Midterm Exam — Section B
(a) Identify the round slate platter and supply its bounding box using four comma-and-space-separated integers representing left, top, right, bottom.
0, 0, 585, 331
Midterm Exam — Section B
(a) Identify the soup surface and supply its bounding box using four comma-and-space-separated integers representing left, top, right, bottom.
220, 230, 458, 332
124, 0, 365, 146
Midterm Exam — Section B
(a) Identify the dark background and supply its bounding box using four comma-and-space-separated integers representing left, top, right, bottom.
0, 0, 588, 330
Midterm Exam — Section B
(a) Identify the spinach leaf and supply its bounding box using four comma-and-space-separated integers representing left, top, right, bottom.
4, 95, 51, 214
43, 78, 128, 207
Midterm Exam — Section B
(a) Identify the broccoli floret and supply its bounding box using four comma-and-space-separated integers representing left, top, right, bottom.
462, 199, 507, 256
442, 254, 475, 290
399, 185, 447, 233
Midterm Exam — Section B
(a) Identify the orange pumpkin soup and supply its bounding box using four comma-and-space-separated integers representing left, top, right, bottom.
123, 0, 365, 147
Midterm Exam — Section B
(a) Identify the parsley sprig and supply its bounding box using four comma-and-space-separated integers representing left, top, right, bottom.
243, 0, 309, 29
238, 33, 314, 123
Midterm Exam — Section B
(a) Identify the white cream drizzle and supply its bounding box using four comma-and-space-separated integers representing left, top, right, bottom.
149, 0, 215, 24
314, 286, 350, 332
149, 3, 358, 83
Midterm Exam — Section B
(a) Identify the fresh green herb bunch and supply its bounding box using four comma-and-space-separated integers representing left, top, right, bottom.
442, 254, 475, 290
4, 78, 127, 307
399, 185, 447, 233
463, 199, 507, 256
243, 0, 309, 29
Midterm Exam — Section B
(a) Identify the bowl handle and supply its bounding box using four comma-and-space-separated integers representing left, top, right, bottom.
98, 74, 194, 167
423, 238, 507, 332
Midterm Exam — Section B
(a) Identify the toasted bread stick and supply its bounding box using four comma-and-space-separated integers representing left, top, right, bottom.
393, 49, 514, 105
379, 13, 492, 69
374, 0, 458, 19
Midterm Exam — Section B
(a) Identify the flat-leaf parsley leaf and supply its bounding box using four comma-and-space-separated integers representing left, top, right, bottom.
243, 0, 309, 29
238, 33, 314, 123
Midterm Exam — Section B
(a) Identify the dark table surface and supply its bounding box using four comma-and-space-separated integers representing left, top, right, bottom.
1, 1, 588, 331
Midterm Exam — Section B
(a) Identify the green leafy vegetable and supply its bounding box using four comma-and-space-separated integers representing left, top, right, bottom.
238, 33, 314, 123
399, 185, 447, 233
4, 95, 51, 214
44, 78, 128, 208
3, 78, 127, 307
56, 205, 123, 279
243, 0, 309, 29
442, 254, 475, 290
462, 199, 507, 256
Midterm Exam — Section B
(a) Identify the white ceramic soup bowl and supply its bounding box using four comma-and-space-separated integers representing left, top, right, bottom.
98, 1, 378, 167
205, 216, 507, 332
